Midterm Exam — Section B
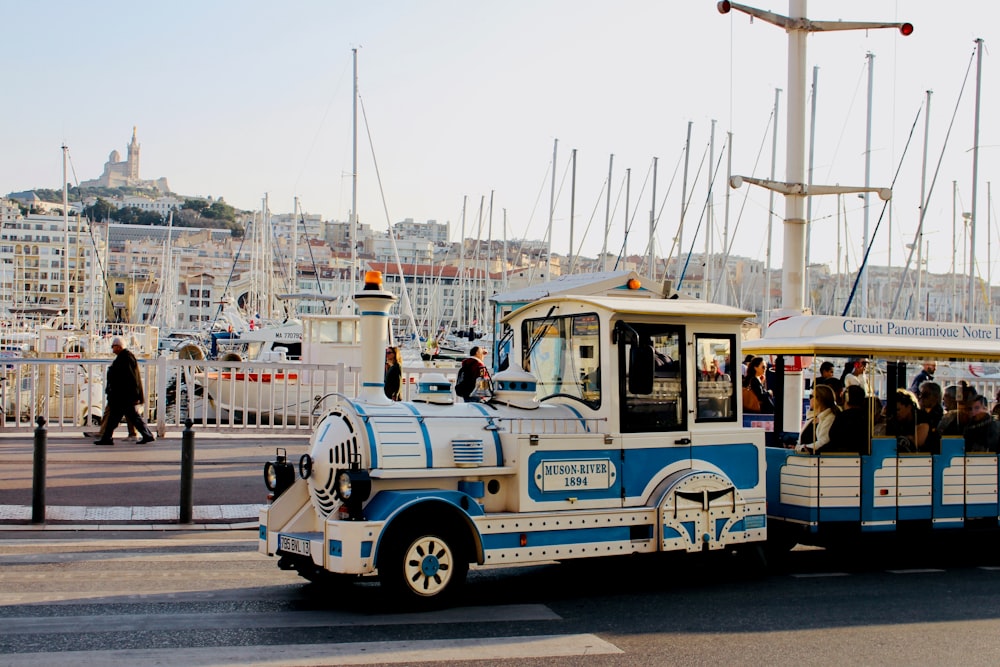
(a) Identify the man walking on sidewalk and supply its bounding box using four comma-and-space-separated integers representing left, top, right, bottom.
94, 337, 155, 446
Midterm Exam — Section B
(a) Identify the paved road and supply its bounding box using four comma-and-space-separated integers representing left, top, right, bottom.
3, 531, 1000, 665
0, 430, 311, 529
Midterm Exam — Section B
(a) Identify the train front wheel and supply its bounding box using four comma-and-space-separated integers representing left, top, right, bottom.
379, 525, 468, 608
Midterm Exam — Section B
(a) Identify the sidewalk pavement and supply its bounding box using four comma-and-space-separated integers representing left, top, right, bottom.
0, 429, 307, 531
0, 504, 263, 531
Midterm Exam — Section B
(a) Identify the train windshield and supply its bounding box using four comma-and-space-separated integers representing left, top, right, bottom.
521, 312, 601, 408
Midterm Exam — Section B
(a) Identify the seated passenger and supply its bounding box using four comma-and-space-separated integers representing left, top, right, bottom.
915, 381, 944, 455
939, 382, 971, 435
826, 384, 868, 453
796, 384, 839, 453
743, 356, 774, 414
888, 388, 919, 453
964, 394, 999, 452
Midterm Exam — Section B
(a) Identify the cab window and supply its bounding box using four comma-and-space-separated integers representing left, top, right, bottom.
694, 334, 736, 422
618, 322, 684, 432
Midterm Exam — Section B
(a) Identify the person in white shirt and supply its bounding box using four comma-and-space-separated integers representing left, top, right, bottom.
842, 358, 869, 393
797, 384, 840, 453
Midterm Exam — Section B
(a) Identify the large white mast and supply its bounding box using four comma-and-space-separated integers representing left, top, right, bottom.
721, 0, 910, 319
967, 38, 984, 322
350, 47, 359, 300
720, 0, 911, 436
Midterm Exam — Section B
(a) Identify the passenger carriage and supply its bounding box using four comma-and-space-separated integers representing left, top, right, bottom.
258, 272, 767, 605
744, 315, 1000, 548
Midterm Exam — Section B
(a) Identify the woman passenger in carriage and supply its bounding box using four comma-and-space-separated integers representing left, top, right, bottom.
915, 381, 943, 455
795, 384, 839, 454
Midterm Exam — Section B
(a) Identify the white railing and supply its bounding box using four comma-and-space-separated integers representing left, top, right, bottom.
0, 357, 459, 435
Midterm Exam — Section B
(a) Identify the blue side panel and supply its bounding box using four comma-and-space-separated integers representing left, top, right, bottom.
765, 447, 818, 525
967, 504, 999, 521
621, 443, 760, 504
259, 525, 266, 540
862, 438, 897, 529
329, 540, 342, 557
360, 541, 373, 558
933, 440, 965, 525
481, 525, 632, 550
693, 444, 761, 489
363, 489, 486, 522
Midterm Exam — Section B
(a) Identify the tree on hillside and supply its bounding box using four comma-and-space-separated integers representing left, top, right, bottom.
82, 198, 116, 222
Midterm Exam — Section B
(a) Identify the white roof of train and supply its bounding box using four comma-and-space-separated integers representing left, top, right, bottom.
743, 315, 1000, 361
504, 294, 755, 323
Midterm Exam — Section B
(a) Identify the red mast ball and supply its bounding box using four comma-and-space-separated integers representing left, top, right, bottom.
717, 0, 731, 13
900, 23, 914, 36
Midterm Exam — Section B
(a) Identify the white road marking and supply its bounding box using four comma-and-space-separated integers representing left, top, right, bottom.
0, 634, 623, 666
0, 605, 562, 636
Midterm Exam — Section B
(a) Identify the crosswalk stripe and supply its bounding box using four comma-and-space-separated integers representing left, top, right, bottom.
0, 634, 623, 666
0, 605, 561, 636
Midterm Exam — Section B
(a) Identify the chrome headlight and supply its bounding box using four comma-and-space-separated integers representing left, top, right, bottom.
264, 448, 295, 499
334, 468, 372, 518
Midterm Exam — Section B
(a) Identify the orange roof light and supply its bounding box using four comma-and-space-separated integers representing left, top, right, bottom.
627, 278, 641, 290
363, 271, 383, 290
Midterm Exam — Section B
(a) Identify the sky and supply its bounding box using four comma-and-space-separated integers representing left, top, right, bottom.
3, 1, 998, 278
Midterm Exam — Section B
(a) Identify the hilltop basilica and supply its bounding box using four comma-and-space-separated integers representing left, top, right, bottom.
79, 127, 170, 192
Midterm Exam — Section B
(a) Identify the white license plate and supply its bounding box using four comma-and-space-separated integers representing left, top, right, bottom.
278, 534, 311, 556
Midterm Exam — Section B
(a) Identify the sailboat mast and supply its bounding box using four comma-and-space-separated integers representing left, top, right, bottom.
291, 197, 299, 296
677, 121, 692, 280
968, 37, 984, 322
721, 131, 732, 306
806, 65, 818, 310
648, 156, 658, 279
459, 195, 466, 331
765, 88, 781, 327
350, 47, 359, 299
602, 154, 613, 272
62, 144, 71, 326
861, 52, 874, 318
547, 139, 557, 279
704, 120, 715, 301
569, 149, 576, 274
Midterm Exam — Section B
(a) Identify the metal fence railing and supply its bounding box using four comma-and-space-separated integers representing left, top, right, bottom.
1, 357, 459, 435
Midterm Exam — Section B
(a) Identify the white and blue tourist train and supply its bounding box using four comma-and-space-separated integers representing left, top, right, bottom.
259, 272, 767, 604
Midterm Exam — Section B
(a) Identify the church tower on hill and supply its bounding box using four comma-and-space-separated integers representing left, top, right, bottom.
79, 127, 169, 193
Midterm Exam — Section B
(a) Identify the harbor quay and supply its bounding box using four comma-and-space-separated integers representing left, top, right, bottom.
0, 429, 308, 529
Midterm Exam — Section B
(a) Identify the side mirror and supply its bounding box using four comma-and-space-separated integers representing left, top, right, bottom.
629, 345, 655, 395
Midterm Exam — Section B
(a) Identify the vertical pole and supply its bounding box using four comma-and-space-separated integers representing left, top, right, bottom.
31, 416, 47, 524
806, 66, 819, 311
952, 181, 958, 321
649, 156, 658, 279
917, 90, 932, 319
677, 121, 693, 279
602, 154, 613, 273
624, 168, 631, 268
180, 419, 195, 524
861, 52, 875, 318
765, 88, 782, 326
721, 131, 733, 305
569, 149, 577, 274
704, 120, 716, 301
350, 48, 358, 299
968, 38, 984, 322
62, 145, 70, 326
547, 138, 558, 278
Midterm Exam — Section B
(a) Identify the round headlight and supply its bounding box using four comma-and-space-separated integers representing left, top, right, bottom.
299, 454, 312, 480
336, 470, 353, 499
264, 461, 278, 491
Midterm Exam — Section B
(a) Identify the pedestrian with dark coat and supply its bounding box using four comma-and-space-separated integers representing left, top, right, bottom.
94, 337, 155, 446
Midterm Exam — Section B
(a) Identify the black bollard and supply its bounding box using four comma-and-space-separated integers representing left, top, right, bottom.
31, 416, 47, 524
179, 418, 194, 524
